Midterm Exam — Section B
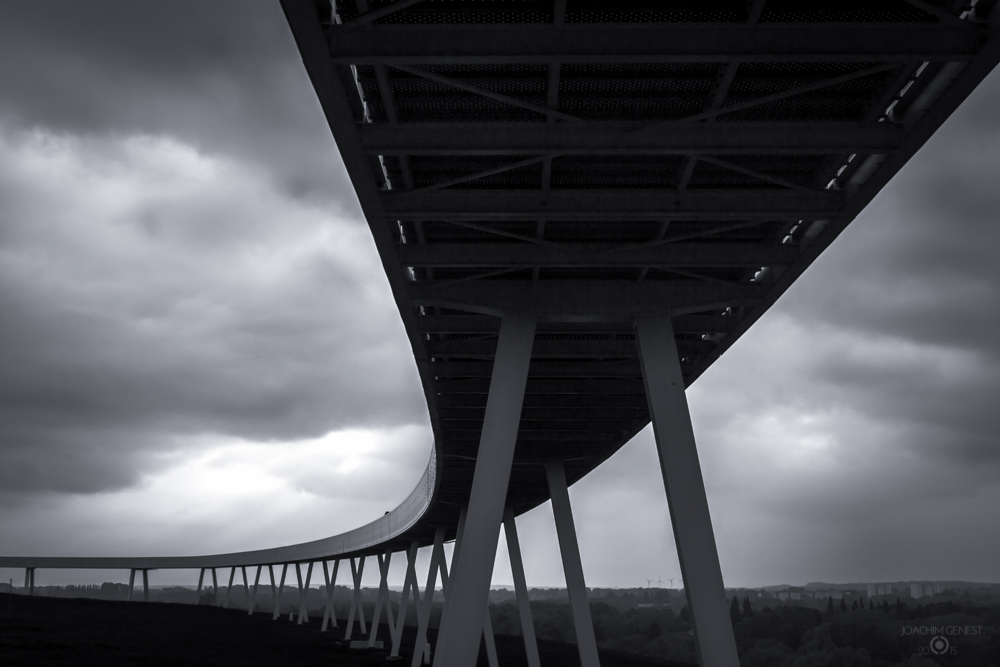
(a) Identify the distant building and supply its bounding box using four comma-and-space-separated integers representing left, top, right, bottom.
910, 582, 942, 598
867, 583, 893, 596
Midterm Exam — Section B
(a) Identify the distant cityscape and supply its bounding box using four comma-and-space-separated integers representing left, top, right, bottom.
479, 579, 998, 608
6, 578, 997, 664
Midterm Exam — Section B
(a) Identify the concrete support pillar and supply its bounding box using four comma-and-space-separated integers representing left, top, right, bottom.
390, 541, 420, 657
294, 563, 304, 623
321, 559, 340, 631
296, 562, 313, 624
483, 611, 500, 667
196, 568, 206, 603
225, 567, 236, 608
271, 564, 287, 620
433, 313, 536, 667
128, 569, 136, 602
504, 507, 542, 667
635, 315, 739, 667
345, 556, 367, 639
434, 506, 466, 654
211, 568, 220, 607
242, 567, 251, 613
268, 565, 277, 618
546, 461, 601, 667
24, 568, 35, 597
411, 528, 445, 667
249, 566, 261, 615
304, 562, 314, 621
142, 569, 149, 603
368, 549, 394, 646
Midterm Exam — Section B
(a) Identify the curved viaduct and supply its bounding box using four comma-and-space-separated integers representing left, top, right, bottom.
5, 1, 1000, 665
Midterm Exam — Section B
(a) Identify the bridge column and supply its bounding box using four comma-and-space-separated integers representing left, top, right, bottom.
271, 565, 287, 619
196, 568, 206, 603
271, 563, 288, 621
297, 561, 313, 624
635, 315, 739, 667
242, 566, 252, 614
503, 507, 542, 667
127, 569, 136, 601
211, 568, 220, 607
546, 461, 601, 667
345, 556, 367, 639
369, 549, 394, 646
390, 541, 420, 657
142, 569, 149, 602
24, 568, 35, 596
225, 567, 237, 608
411, 528, 445, 667
433, 312, 536, 667
321, 559, 340, 630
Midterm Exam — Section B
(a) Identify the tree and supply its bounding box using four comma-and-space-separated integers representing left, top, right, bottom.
730, 596, 742, 623
827, 596, 835, 613
742, 596, 754, 618
851, 599, 859, 611
868, 599, 873, 610
840, 597, 848, 612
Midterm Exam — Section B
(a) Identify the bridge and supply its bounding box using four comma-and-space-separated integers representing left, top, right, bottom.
4, 1, 1000, 665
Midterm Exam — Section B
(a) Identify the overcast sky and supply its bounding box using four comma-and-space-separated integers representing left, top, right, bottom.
0, 2, 997, 591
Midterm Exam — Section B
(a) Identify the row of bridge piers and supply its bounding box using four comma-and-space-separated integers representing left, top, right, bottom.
12, 315, 740, 666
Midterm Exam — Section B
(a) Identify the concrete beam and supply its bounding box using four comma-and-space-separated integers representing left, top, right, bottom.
327, 24, 978, 64
399, 243, 798, 269
361, 121, 901, 156
410, 280, 759, 321
381, 189, 845, 220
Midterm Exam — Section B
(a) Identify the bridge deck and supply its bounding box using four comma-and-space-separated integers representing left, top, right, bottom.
294, 0, 1000, 554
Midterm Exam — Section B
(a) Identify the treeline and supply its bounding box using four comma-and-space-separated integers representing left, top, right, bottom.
15, 583, 998, 665
485, 592, 1000, 666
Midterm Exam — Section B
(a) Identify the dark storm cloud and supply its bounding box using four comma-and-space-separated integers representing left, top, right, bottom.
775, 74, 1000, 470
0, 1, 348, 204
0, 2, 429, 498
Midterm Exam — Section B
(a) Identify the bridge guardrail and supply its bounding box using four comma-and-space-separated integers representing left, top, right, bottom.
0, 445, 437, 571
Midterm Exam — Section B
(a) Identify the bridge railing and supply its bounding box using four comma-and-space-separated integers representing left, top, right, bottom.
0, 445, 437, 571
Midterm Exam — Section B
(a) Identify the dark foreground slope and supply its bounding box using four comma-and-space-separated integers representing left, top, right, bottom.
0, 594, 693, 666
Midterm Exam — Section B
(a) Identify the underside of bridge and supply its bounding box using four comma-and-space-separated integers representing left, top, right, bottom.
283, 0, 1000, 541
275, 2, 1000, 662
